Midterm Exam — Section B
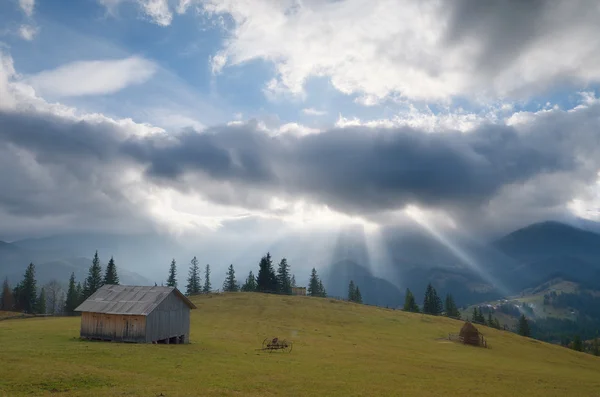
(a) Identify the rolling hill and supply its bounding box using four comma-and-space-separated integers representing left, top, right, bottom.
1, 293, 599, 396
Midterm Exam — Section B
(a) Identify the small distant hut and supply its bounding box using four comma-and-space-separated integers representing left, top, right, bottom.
459, 321, 486, 347
291, 287, 307, 296
74, 285, 196, 344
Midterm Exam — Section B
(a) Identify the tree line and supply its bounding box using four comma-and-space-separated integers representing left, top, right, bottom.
165, 252, 328, 297
0, 250, 120, 315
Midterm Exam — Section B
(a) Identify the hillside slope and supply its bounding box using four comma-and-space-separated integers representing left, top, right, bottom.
1, 293, 599, 396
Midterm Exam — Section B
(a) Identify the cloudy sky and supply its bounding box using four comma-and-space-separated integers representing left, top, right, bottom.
1, 0, 600, 243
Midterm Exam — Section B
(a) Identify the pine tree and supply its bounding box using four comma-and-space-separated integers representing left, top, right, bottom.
17, 263, 37, 313
354, 286, 362, 303
241, 271, 257, 292
423, 283, 442, 315
318, 279, 326, 297
276, 258, 292, 294
222, 264, 238, 292
471, 307, 482, 324
444, 294, 459, 318
487, 312, 494, 327
518, 314, 530, 337
203, 264, 212, 293
1, 277, 13, 311
291, 274, 296, 288
307, 268, 320, 296
432, 287, 442, 315
493, 317, 501, 330
186, 256, 201, 295
84, 251, 104, 299
36, 288, 47, 314
256, 253, 277, 293
403, 288, 419, 312
76, 282, 84, 305
572, 335, 583, 352
64, 272, 79, 314
103, 256, 119, 285
348, 280, 356, 301
167, 259, 177, 288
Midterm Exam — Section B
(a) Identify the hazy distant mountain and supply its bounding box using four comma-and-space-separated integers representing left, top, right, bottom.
0, 239, 150, 287
494, 221, 600, 262
493, 221, 600, 290
323, 259, 403, 307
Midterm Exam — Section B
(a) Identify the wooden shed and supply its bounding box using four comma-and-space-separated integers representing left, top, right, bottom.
74, 285, 196, 344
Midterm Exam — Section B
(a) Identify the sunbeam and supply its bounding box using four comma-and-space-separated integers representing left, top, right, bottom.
403, 205, 511, 296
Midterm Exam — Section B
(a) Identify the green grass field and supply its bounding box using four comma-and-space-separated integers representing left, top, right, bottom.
1, 293, 599, 396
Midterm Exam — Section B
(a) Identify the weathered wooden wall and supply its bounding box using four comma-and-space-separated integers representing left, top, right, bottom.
145, 292, 191, 343
80, 312, 146, 342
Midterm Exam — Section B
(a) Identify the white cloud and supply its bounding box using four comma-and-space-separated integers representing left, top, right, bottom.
199, 0, 600, 103
0, 51, 17, 110
176, 0, 193, 14
302, 108, 327, 116
18, 25, 38, 41
335, 103, 509, 133
209, 51, 227, 75
139, 0, 172, 26
98, 0, 172, 26
19, 0, 35, 17
27, 56, 157, 97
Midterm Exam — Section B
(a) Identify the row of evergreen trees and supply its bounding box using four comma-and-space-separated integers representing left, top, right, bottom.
165, 252, 328, 297
0, 251, 121, 315
401, 283, 460, 317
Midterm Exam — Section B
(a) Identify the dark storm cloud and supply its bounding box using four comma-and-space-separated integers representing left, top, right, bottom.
1, 102, 600, 227
121, 121, 584, 216
443, 0, 548, 73
441, 0, 600, 92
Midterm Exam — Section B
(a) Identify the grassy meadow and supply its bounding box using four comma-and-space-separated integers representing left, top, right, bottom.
1, 293, 599, 396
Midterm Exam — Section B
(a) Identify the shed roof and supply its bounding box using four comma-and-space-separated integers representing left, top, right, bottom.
74, 285, 196, 315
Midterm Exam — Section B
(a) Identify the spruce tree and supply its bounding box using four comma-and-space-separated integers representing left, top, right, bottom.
423, 283, 442, 315
444, 294, 459, 318
256, 253, 277, 293
276, 258, 292, 294
291, 274, 296, 288
241, 271, 257, 292
471, 307, 481, 324
18, 263, 37, 313
84, 251, 104, 299
167, 259, 177, 288
186, 256, 201, 295
487, 312, 494, 327
354, 286, 362, 303
222, 264, 238, 292
203, 264, 212, 293
64, 272, 79, 314
36, 288, 47, 314
348, 280, 356, 301
432, 287, 442, 315
572, 335, 583, 352
307, 268, 320, 296
103, 256, 119, 285
1, 277, 13, 311
76, 282, 84, 305
403, 288, 419, 312
318, 279, 326, 297
518, 314, 530, 337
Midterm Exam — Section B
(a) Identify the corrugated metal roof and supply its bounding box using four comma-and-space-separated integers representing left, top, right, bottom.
74, 285, 196, 315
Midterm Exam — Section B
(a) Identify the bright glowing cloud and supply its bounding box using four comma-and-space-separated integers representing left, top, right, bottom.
26, 56, 157, 97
